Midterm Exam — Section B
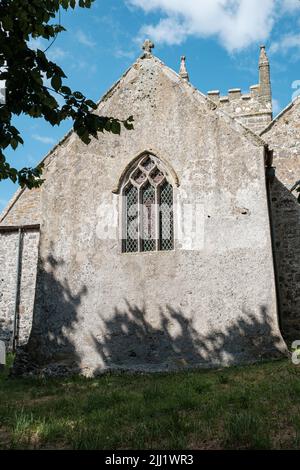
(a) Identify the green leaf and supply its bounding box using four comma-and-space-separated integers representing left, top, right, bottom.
0, 0, 128, 189
10, 139, 18, 150
51, 75, 62, 91
111, 120, 121, 135
79, 130, 91, 144
61, 0, 69, 9
85, 99, 97, 109
76, 126, 86, 137
2, 16, 13, 31
124, 120, 134, 130
61, 86, 72, 95
74, 91, 84, 100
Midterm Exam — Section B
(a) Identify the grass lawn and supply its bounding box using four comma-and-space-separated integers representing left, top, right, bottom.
1, 356, 300, 450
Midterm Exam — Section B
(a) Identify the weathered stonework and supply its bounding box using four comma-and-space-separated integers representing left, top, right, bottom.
0, 184, 41, 349
261, 98, 300, 187
0, 187, 41, 226
261, 98, 300, 345
0, 45, 292, 375
21, 53, 285, 375
207, 87, 272, 135
207, 47, 273, 134
0, 229, 40, 347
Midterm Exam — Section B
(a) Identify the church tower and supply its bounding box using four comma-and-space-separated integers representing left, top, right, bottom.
207, 45, 273, 134
259, 45, 272, 107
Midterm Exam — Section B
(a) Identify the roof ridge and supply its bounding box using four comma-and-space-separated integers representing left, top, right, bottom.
0, 187, 25, 223
1, 52, 268, 222
160, 57, 267, 148
260, 96, 300, 136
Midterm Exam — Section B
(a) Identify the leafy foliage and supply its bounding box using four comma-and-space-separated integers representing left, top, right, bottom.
0, 0, 134, 188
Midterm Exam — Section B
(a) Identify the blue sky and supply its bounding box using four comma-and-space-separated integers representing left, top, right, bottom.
1, 0, 300, 213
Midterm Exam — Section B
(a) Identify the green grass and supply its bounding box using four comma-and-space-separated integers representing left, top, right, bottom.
1, 356, 300, 449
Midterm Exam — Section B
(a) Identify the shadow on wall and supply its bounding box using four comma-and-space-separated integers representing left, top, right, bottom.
0, 230, 24, 349
269, 177, 300, 345
91, 302, 285, 373
0, 321, 12, 347
15, 246, 88, 373
13, 245, 286, 375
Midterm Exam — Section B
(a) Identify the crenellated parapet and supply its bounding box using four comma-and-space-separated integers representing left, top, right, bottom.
207, 46, 273, 134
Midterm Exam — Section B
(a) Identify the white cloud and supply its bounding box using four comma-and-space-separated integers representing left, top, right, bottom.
140, 17, 187, 45
70, 59, 97, 75
270, 33, 300, 54
282, 0, 300, 11
127, 0, 300, 52
27, 37, 45, 51
27, 39, 70, 63
114, 49, 136, 60
48, 47, 68, 62
77, 30, 96, 48
32, 134, 55, 145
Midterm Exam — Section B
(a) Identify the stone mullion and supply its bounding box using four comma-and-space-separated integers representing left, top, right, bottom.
155, 186, 160, 251
122, 188, 127, 253
137, 185, 142, 252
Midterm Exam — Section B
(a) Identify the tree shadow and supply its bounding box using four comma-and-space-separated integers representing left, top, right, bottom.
91, 301, 285, 374
0, 230, 24, 349
0, 321, 12, 347
13, 244, 87, 376
268, 176, 300, 345
13, 246, 286, 376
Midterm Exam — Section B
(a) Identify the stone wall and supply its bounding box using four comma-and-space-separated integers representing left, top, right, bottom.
262, 98, 300, 187
267, 179, 300, 344
207, 86, 272, 135
25, 54, 285, 375
0, 228, 40, 348
0, 180, 41, 349
262, 98, 300, 345
0, 187, 41, 226
207, 46, 273, 135
1, 49, 289, 373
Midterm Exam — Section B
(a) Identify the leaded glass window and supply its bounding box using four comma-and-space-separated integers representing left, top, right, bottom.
141, 182, 156, 252
122, 154, 174, 253
159, 181, 174, 251
124, 185, 138, 253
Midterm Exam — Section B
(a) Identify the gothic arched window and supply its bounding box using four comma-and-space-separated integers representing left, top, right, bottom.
122, 154, 174, 253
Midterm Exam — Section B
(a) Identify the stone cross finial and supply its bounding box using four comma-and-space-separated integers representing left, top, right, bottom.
142, 39, 155, 57
179, 56, 189, 81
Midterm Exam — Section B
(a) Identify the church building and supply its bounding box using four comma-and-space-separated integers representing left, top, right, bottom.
0, 41, 299, 375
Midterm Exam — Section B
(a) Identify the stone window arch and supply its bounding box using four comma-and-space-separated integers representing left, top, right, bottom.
121, 153, 174, 253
